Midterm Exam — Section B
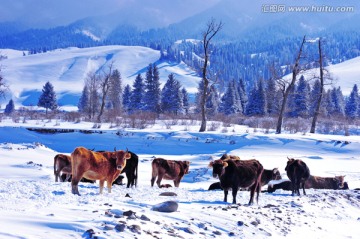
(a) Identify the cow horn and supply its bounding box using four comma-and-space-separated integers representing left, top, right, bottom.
126, 147, 128, 153
114, 147, 117, 152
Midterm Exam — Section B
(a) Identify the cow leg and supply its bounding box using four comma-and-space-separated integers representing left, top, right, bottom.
174, 179, 181, 187
301, 180, 306, 195
291, 180, 296, 196
248, 184, 256, 205
223, 190, 228, 202
156, 173, 163, 188
150, 176, 156, 187
126, 172, 133, 188
54, 172, 60, 182
71, 178, 81, 196
65, 173, 71, 182
232, 186, 238, 204
99, 180, 105, 194
107, 180, 112, 193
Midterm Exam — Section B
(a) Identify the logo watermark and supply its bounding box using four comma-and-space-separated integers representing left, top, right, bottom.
262, 4, 355, 13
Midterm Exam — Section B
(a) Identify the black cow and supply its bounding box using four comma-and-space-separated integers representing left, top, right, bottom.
285, 158, 310, 196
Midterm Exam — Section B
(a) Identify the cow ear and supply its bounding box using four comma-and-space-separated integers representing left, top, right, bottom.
222, 162, 228, 168
125, 152, 131, 159
208, 161, 214, 168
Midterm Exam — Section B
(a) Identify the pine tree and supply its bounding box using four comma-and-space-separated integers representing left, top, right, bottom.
294, 75, 309, 118
37, 81, 57, 115
237, 78, 248, 114
143, 64, 161, 113
161, 73, 183, 115
181, 88, 190, 114
245, 79, 266, 116
219, 80, 242, 115
130, 74, 145, 112
108, 69, 122, 113
309, 80, 321, 116
4, 99, 15, 115
266, 77, 278, 116
122, 84, 131, 113
329, 87, 345, 117
206, 85, 220, 116
345, 84, 359, 119
78, 85, 90, 115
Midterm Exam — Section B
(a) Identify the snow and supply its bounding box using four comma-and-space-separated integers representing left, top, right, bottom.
0, 119, 360, 238
0, 46, 201, 107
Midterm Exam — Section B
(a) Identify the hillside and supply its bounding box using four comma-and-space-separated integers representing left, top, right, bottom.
0, 46, 201, 109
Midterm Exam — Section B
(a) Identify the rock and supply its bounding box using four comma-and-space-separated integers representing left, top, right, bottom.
103, 225, 114, 230
115, 223, 126, 232
152, 201, 178, 213
123, 210, 136, 217
128, 225, 141, 234
82, 229, 95, 238
213, 230, 222, 235
183, 227, 196, 234
140, 215, 150, 221
159, 192, 177, 196
125, 193, 131, 198
229, 232, 235, 236
237, 221, 244, 226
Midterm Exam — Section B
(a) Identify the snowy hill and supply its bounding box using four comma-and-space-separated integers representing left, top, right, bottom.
285, 56, 360, 95
0, 46, 201, 109
0, 120, 360, 238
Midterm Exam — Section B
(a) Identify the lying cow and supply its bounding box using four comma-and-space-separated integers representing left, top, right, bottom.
305, 175, 345, 190
71, 147, 131, 195
151, 158, 190, 187
267, 180, 292, 193
54, 154, 72, 182
285, 158, 310, 196
209, 158, 263, 205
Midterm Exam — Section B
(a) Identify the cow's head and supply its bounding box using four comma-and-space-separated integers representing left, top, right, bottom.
183, 161, 190, 174
209, 159, 228, 178
335, 175, 346, 188
272, 168, 282, 180
113, 149, 131, 171
285, 157, 295, 171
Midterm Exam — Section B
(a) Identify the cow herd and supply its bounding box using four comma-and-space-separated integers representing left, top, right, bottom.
53, 148, 348, 204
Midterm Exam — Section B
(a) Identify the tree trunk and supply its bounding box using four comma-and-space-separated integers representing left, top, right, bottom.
276, 36, 306, 134
310, 39, 324, 133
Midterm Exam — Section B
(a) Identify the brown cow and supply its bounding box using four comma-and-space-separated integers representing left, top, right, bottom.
209, 158, 263, 205
151, 158, 190, 187
71, 147, 131, 195
285, 158, 310, 196
54, 154, 71, 182
304, 175, 345, 190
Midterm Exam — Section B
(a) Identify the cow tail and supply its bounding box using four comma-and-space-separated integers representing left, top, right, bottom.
54, 155, 58, 175
135, 162, 138, 187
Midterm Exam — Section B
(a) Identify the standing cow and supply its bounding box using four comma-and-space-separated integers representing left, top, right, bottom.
285, 157, 310, 196
209, 158, 263, 205
151, 158, 190, 187
71, 147, 131, 195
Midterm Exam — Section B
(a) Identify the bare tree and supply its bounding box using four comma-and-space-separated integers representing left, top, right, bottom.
275, 36, 307, 134
310, 38, 333, 133
97, 62, 114, 123
85, 71, 100, 121
199, 18, 223, 132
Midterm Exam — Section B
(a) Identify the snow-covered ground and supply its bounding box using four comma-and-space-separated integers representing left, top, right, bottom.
0, 119, 360, 238
0, 46, 201, 109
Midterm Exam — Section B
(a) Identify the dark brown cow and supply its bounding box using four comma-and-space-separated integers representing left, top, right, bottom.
261, 168, 282, 187
285, 158, 310, 196
54, 154, 71, 182
71, 147, 131, 195
304, 175, 345, 189
121, 151, 139, 188
151, 158, 190, 187
209, 167, 281, 191
209, 158, 263, 205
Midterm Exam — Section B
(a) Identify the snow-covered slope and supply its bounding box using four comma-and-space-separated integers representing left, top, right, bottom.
0, 120, 360, 238
0, 46, 201, 109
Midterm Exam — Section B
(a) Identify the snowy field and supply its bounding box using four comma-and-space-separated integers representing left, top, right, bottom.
0, 119, 360, 239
